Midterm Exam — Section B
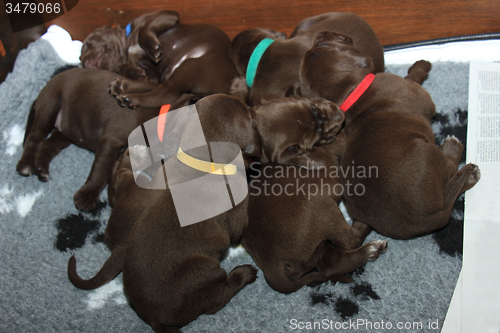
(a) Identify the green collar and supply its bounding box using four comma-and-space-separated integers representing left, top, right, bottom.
246, 38, 275, 88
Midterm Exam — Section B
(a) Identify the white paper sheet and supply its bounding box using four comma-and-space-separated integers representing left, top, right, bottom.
443, 61, 500, 333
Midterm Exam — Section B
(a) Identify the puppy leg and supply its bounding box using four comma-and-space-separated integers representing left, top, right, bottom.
17, 100, 61, 177
118, 64, 147, 81
204, 265, 258, 314
139, 10, 180, 63
170, 93, 206, 109
410, 163, 480, 237
440, 135, 463, 167
405, 60, 432, 85
115, 85, 177, 109
444, 163, 481, 200
109, 78, 159, 98
325, 206, 373, 251
115, 53, 235, 109
33, 129, 71, 181
74, 135, 124, 211
270, 242, 340, 293
317, 240, 387, 277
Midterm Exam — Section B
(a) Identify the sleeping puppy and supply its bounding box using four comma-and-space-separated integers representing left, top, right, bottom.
103, 12, 238, 109
228, 12, 384, 107
67, 95, 345, 332
16, 67, 194, 211
254, 96, 345, 168
80, 10, 180, 82
244, 129, 387, 294
98, 95, 261, 333
299, 31, 481, 239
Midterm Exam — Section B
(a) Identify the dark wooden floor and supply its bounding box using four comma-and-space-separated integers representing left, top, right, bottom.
47, 0, 500, 44
2, 0, 500, 82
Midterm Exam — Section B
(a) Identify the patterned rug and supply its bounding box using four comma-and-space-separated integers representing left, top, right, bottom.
0, 38, 468, 332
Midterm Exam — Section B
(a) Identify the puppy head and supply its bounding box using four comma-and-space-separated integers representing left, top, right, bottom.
194, 94, 262, 169
229, 28, 286, 76
255, 97, 345, 168
80, 26, 127, 72
300, 31, 375, 102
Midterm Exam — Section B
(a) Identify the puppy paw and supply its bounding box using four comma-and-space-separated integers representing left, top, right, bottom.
409, 60, 432, 73
35, 167, 49, 182
232, 265, 258, 286
116, 95, 137, 109
73, 187, 99, 211
406, 60, 432, 85
440, 135, 464, 165
366, 240, 388, 261
146, 45, 163, 64
16, 160, 35, 177
129, 68, 148, 81
465, 163, 481, 188
109, 79, 123, 97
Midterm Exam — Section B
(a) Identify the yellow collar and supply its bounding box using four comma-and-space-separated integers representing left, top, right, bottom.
177, 147, 237, 175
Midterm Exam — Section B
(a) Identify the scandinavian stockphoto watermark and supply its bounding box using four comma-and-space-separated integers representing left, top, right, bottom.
127, 104, 248, 227
248, 161, 378, 200
126, 104, 378, 227
289, 318, 440, 331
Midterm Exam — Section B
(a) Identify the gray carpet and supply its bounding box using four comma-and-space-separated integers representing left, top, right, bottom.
0, 38, 468, 332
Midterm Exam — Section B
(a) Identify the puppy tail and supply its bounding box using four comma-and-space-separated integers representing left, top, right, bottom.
68, 247, 125, 290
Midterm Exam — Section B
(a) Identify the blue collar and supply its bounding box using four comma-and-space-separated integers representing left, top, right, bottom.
125, 23, 132, 37
246, 38, 274, 88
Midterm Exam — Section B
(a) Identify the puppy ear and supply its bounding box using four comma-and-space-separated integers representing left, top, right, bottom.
229, 76, 249, 104
314, 31, 353, 47
247, 106, 260, 132
286, 83, 302, 97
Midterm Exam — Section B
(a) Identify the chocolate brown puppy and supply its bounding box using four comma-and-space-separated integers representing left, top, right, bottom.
228, 12, 384, 107
122, 96, 351, 332
299, 31, 481, 239
101, 12, 237, 109
16, 67, 193, 211
119, 95, 262, 333
68, 95, 344, 331
254, 96, 346, 168
244, 130, 387, 294
81, 10, 180, 81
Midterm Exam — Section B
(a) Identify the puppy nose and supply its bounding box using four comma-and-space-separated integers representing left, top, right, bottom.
83, 59, 95, 68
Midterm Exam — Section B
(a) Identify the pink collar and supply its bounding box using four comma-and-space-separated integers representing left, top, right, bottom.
339, 73, 375, 112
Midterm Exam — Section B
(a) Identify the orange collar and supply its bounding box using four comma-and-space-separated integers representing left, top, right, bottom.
157, 104, 171, 142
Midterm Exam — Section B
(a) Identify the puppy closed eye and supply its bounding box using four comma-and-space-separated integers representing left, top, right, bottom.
286, 144, 302, 155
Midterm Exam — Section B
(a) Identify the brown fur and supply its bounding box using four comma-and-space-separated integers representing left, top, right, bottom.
85, 11, 239, 109
244, 126, 387, 294
299, 31, 481, 239
16, 67, 194, 211
254, 96, 345, 168
113, 95, 261, 333
228, 12, 384, 107
81, 10, 180, 81
66, 94, 351, 331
